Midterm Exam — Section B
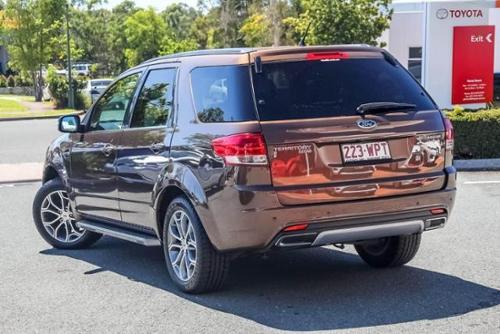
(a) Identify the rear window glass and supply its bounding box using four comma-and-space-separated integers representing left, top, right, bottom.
252, 57, 436, 121
191, 65, 257, 122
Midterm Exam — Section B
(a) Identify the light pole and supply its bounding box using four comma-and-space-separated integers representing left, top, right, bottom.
65, 2, 74, 109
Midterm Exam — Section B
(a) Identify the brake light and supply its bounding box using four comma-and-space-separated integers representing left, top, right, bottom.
306, 52, 349, 61
444, 117, 454, 151
212, 133, 268, 165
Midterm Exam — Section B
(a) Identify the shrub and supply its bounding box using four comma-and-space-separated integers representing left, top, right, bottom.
47, 66, 69, 108
447, 108, 500, 159
16, 74, 34, 87
0, 75, 7, 88
47, 66, 88, 109
6, 75, 15, 87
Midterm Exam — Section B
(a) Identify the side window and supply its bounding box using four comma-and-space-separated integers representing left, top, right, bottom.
89, 73, 140, 131
130, 68, 176, 128
191, 66, 256, 122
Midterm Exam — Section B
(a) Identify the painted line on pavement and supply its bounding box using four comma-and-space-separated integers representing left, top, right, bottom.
463, 181, 500, 185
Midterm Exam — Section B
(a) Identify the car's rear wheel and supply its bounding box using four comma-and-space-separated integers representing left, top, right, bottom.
163, 196, 229, 293
32, 178, 102, 249
354, 233, 421, 267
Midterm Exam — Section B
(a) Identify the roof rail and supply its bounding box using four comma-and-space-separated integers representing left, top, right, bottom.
141, 48, 257, 65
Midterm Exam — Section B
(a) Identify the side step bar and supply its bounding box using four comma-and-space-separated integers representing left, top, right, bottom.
77, 220, 161, 247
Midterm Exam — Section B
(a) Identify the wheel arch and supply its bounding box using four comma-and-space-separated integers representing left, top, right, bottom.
42, 165, 60, 184
153, 164, 216, 245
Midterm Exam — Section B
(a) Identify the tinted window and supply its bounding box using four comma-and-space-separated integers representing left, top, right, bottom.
130, 68, 176, 128
89, 73, 140, 131
252, 57, 435, 121
191, 66, 256, 122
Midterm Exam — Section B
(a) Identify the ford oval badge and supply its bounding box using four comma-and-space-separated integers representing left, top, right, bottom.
356, 119, 377, 129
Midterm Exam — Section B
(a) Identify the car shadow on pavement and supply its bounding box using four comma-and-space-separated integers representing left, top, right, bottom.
41, 237, 500, 331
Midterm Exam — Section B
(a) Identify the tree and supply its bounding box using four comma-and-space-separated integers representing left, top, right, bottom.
108, 1, 138, 74
240, 0, 296, 47
124, 8, 166, 66
162, 3, 198, 41
285, 0, 392, 46
1, 0, 67, 101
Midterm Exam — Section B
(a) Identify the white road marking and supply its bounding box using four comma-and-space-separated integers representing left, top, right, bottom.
463, 181, 500, 185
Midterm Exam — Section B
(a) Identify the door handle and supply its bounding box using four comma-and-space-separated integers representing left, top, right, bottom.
102, 144, 115, 157
150, 143, 166, 154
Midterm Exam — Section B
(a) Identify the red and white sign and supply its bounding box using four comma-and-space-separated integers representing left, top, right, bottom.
452, 25, 495, 104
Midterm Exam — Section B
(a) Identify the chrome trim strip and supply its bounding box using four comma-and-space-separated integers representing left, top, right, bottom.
77, 220, 161, 247
311, 220, 424, 246
275, 233, 316, 247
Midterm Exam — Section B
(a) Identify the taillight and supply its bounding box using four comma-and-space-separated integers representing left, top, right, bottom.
444, 117, 454, 151
306, 52, 349, 61
211, 133, 268, 166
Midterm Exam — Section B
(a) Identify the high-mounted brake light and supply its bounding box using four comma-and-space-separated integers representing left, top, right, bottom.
306, 52, 349, 61
444, 118, 454, 151
212, 133, 268, 166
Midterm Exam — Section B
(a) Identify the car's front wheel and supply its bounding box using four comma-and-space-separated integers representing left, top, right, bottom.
32, 178, 102, 249
162, 196, 229, 293
354, 233, 421, 267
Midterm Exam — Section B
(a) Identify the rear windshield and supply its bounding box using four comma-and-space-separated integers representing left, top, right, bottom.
191, 65, 257, 122
252, 56, 436, 121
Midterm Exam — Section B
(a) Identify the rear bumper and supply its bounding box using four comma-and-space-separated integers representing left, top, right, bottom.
272, 212, 446, 250
200, 167, 456, 252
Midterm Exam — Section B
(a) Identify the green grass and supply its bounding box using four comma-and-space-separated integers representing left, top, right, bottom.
0, 97, 28, 112
0, 95, 81, 119
0, 108, 81, 119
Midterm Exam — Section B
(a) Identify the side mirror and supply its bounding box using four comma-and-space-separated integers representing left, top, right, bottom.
58, 115, 82, 133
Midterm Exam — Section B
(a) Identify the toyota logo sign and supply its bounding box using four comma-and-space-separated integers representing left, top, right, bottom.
436, 8, 449, 19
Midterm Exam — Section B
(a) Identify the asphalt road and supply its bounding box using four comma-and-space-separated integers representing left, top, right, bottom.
0, 118, 59, 164
0, 172, 499, 333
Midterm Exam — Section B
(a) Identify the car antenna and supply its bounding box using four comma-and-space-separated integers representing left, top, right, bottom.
298, 20, 313, 46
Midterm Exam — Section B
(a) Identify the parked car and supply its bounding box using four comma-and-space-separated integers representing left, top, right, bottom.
84, 78, 113, 103
72, 63, 92, 76
33, 46, 456, 293
56, 63, 93, 77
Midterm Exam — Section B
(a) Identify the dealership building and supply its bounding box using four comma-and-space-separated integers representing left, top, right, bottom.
382, 0, 500, 109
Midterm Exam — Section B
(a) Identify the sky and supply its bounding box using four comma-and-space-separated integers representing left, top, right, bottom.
105, 0, 199, 10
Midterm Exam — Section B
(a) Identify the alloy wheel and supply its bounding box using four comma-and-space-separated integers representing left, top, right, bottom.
40, 190, 84, 243
167, 210, 197, 282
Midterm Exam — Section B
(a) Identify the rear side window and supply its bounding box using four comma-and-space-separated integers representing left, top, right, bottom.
130, 68, 177, 128
191, 66, 257, 122
252, 56, 436, 121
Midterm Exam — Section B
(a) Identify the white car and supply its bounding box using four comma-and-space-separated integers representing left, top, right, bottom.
73, 63, 92, 76
85, 79, 113, 103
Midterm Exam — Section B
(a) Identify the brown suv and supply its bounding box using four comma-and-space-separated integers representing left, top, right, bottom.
33, 46, 456, 293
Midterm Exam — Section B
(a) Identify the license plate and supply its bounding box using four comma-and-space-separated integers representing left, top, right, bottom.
341, 141, 391, 163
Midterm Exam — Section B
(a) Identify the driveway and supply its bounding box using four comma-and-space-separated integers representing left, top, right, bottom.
0, 172, 498, 333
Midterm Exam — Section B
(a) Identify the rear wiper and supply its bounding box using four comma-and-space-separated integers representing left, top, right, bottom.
356, 102, 416, 117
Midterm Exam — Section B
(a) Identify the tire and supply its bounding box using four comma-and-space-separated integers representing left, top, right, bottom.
354, 233, 421, 268
162, 196, 229, 293
32, 178, 102, 249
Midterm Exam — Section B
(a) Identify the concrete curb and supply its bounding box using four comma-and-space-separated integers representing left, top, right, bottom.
454, 159, 500, 171
0, 111, 84, 122
0, 162, 43, 184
